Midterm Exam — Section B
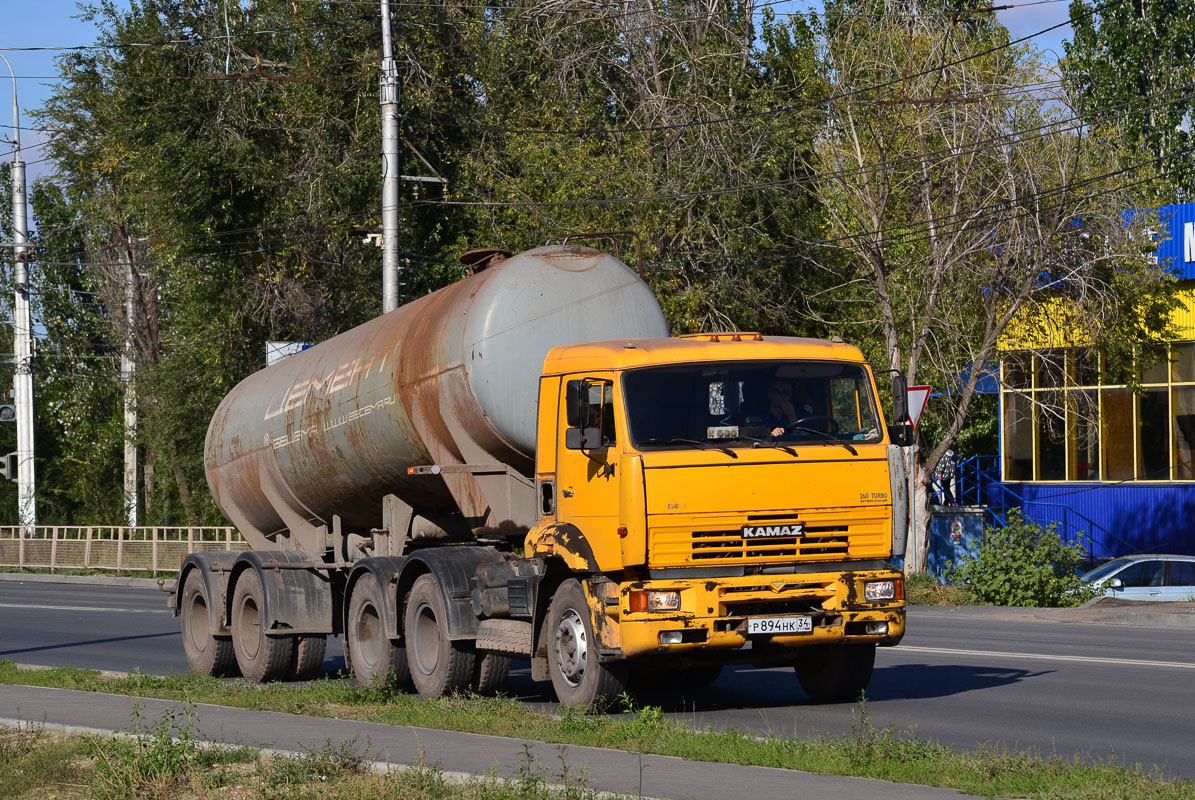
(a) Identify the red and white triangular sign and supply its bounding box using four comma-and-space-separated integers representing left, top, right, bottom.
907, 385, 932, 432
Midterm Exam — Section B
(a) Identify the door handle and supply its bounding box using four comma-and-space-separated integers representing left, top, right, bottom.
562, 489, 575, 498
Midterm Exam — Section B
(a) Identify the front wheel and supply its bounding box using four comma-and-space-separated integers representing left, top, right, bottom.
795, 643, 876, 703
546, 579, 626, 707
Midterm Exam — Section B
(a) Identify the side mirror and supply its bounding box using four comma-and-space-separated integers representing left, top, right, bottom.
892, 374, 908, 425
888, 423, 913, 447
565, 380, 586, 428
1107, 577, 1124, 590
565, 426, 602, 450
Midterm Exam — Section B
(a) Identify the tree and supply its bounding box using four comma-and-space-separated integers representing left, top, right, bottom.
807, 0, 1179, 570
1064, 0, 1195, 199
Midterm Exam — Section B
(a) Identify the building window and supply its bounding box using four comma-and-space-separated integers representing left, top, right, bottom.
1001, 343, 1195, 482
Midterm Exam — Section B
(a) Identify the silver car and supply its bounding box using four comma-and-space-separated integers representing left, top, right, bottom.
1080, 555, 1195, 602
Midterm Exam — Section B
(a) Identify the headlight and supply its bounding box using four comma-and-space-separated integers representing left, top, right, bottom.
628, 589, 681, 612
864, 579, 897, 601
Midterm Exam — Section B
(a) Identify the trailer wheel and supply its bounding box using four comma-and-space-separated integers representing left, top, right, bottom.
404, 574, 474, 697
287, 635, 328, 682
180, 570, 237, 677
472, 652, 511, 695
795, 643, 876, 703
546, 579, 625, 708
231, 570, 295, 682
347, 579, 410, 689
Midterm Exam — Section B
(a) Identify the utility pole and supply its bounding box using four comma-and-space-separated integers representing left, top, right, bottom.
380, 0, 400, 314
120, 251, 137, 528
2, 54, 36, 526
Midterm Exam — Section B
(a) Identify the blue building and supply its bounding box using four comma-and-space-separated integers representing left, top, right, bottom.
993, 202, 1195, 559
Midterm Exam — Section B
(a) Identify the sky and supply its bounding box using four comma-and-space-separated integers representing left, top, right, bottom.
2, 0, 1075, 181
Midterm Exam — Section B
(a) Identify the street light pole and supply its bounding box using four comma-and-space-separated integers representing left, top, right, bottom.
380, 0, 400, 314
1, 54, 36, 526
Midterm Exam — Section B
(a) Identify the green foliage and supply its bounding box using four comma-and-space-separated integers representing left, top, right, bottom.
1063, 0, 1195, 198
946, 509, 1101, 608
88, 702, 200, 799
0, 724, 87, 798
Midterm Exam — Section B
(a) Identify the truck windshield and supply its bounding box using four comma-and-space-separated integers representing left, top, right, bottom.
623, 361, 882, 450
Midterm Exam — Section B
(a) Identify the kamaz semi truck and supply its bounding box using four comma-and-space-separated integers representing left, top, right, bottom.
171, 243, 910, 706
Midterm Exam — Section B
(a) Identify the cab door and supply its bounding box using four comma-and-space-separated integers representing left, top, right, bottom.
555, 373, 622, 570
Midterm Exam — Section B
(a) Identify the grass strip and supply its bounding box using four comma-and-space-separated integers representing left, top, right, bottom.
1, 715, 620, 799
1, 659, 1190, 800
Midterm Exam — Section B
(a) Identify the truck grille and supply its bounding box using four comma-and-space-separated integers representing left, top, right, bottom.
649, 509, 887, 567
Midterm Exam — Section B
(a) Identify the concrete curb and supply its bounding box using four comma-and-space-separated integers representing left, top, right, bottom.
0, 572, 165, 589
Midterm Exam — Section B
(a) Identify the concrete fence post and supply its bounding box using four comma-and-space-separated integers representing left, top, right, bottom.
50, 526, 58, 573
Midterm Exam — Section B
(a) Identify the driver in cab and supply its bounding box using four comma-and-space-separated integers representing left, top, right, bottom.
761, 379, 814, 438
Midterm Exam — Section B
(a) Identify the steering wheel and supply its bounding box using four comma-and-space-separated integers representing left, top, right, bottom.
787, 415, 840, 435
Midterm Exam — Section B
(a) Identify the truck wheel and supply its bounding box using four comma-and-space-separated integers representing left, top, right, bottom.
347, 579, 411, 689
472, 652, 512, 695
288, 634, 327, 681
546, 579, 626, 708
795, 643, 876, 703
404, 574, 474, 697
231, 570, 295, 682
180, 570, 237, 677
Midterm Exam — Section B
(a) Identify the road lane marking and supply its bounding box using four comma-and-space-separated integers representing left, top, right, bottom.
0, 602, 170, 615
895, 644, 1195, 670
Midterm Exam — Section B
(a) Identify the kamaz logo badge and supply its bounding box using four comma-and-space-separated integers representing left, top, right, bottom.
741, 523, 804, 539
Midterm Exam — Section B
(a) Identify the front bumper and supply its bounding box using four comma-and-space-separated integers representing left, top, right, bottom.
609, 568, 905, 659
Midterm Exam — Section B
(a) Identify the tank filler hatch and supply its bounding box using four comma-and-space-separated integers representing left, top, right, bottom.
459, 247, 512, 274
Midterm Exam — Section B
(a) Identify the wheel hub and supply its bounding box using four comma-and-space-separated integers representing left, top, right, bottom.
554, 609, 587, 687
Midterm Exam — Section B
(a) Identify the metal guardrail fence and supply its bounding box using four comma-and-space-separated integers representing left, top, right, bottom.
0, 526, 243, 576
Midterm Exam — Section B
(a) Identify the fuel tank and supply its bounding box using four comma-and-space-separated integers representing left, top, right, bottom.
204, 245, 669, 546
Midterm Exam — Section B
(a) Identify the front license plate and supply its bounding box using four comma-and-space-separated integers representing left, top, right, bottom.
747, 615, 812, 635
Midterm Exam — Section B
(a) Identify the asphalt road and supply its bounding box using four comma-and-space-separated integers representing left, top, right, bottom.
3, 579, 1194, 779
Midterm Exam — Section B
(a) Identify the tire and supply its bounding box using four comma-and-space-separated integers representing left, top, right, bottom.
231, 570, 295, 682
795, 643, 876, 703
288, 634, 328, 682
179, 570, 237, 677
472, 652, 512, 695
404, 574, 474, 697
347, 578, 411, 689
546, 579, 626, 708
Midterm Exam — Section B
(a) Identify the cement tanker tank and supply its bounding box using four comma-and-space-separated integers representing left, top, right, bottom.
204, 245, 669, 552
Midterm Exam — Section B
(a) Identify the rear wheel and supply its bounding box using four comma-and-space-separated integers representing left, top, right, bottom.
472, 652, 512, 695
795, 643, 876, 703
231, 570, 295, 682
288, 634, 328, 682
546, 579, 626, 707
179, 570, 237, 677
347, 578, 410, 689
404, 574, 474, 697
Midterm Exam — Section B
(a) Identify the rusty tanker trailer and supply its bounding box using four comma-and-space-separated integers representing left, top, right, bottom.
174, 242, 909, 706
178, 245, 669, 690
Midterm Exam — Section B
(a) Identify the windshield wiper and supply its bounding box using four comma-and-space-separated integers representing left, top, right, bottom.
638, 438, 738, 458
786, 427, 858, 455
